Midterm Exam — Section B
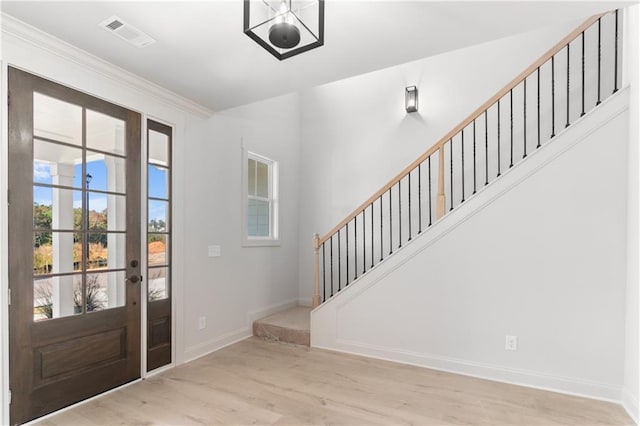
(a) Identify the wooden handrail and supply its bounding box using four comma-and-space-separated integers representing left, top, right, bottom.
317, 12, 605, 246
312, 233, 321, 308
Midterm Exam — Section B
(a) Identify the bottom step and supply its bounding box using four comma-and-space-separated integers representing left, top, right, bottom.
252, 306, 311, 346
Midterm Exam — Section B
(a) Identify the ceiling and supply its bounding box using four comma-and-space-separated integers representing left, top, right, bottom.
1, 1, 634, 112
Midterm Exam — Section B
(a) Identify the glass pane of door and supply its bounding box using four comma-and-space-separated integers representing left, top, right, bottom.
148, 267, 168, 301
86, 109, 126, 155
32, 91, 128, 321
33, 93, 82, 145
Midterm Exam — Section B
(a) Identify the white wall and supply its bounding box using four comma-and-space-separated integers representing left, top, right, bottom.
623, 4, 640, 424
0, 16, 198, 425
312, 89, 630, 401
305, 13, 620, 299
0, 14, 302, 423
296, 19, 583, 304
181, 93, 301, 360
0, 5, 637, 424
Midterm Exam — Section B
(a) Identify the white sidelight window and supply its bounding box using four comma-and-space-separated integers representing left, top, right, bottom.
243, 151, 279, 246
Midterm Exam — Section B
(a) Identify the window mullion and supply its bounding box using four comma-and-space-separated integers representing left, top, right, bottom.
253, 159, 257, 197
246, 152, 277, 243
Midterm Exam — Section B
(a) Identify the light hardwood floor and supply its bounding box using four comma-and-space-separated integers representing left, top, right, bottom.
36, 338, 633, 425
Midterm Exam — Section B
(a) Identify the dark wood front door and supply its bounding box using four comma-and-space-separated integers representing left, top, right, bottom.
8, 67, 142, 425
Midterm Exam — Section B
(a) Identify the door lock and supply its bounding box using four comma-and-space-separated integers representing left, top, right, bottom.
126, 275, 142, 284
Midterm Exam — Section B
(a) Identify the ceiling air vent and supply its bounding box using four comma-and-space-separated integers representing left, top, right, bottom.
99, 16, 156, 48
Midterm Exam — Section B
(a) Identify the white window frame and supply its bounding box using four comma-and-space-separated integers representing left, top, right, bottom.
242, 149, 279, 247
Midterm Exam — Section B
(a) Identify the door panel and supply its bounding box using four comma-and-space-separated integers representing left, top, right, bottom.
8, 67, 141, 425
36, 328, 125, 383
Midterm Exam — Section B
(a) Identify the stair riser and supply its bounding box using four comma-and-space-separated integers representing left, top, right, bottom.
253, 322, 310, 346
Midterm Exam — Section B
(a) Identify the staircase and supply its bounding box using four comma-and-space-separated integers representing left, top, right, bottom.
307, 7, 630, 406
252, 306, 311, 346
310, 9, 623, 308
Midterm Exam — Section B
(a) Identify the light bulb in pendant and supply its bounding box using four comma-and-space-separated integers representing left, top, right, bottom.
269, 1, 300, 49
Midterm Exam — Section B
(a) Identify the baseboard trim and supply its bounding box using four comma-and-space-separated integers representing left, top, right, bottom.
323, 339, 624, 403
247, 298, 299, 324
310, 89, 631, 407
183, 328, 251, 363
297, 297, 312, 307
622, 388, 640, 425
183, 298, 299, 363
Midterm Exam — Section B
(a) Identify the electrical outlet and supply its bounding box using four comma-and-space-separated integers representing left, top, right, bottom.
208, 245, 221, 257
198, 316, 206, 330
505, 335, 518, 351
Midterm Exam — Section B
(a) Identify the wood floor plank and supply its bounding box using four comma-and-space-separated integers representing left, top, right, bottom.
33, 338, 633, 425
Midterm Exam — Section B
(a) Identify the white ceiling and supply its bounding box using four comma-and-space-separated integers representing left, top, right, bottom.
1, 1, 634, 112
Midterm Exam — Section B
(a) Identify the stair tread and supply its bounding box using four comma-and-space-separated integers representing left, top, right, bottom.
254, 306, 311, 331
252, 306, 311, 346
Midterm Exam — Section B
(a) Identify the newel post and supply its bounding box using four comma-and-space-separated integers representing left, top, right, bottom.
437, 144, 446, 218
312, 233, 321, 308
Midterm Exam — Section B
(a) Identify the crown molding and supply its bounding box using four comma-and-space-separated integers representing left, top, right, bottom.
1, 12, 214, 118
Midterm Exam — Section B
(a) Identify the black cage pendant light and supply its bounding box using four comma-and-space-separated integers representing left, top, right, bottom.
244, 0, 324, 61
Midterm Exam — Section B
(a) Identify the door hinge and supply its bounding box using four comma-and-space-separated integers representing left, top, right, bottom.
6, 189, 9, 207
8, 389, 11, 404
7, 288, 11, 305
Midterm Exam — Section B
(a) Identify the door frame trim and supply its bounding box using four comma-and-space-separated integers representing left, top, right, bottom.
140, 115, 177, 377
1, 59, 11, 426
0, 63, 179, 423
0, 16, 196, 417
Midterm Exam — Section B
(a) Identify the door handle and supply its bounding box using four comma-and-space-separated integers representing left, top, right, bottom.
126, 275, 142, 284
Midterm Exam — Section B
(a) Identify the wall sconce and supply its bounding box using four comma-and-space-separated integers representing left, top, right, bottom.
405, 86, 418, 113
